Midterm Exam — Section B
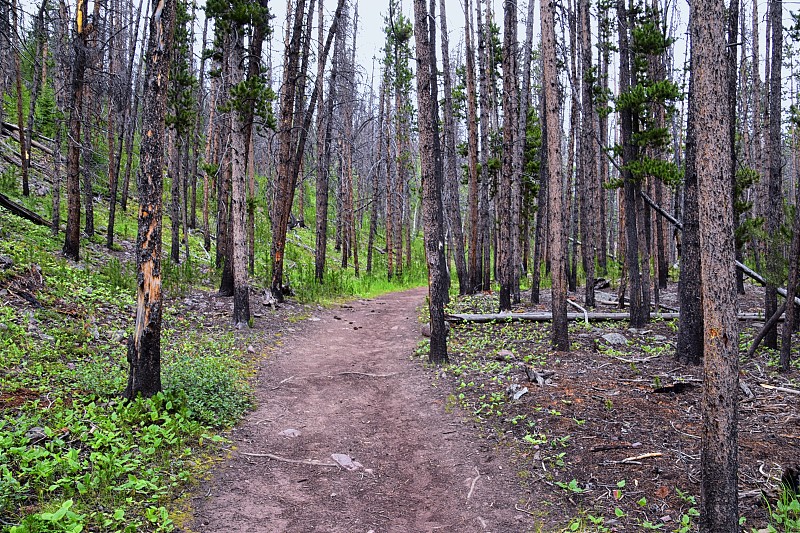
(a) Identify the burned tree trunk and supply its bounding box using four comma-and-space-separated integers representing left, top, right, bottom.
125, 0, 177, 399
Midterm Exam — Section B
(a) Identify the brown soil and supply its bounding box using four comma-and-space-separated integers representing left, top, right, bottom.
185, 287, 542, 533
442, 283, 800, 531
183, 282, 800, 532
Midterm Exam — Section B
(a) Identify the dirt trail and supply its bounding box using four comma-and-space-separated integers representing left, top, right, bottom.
187, 287, 532, 533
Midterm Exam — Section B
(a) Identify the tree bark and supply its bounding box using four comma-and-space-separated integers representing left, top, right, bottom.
498, 0, 518, 312
230, 28, 251, 328
542, 0, 568, 351
464, 0, 481, 294
580, 0, 597, 308
764, 0, 783, 349
692, 0, 740, 527
780, 161, 800, 371
413, 0, 448, 364
617, 0, 646, 328
63, 0, 89, 261
126, 0, 177, 399
439, 0, 468, 295
272, 0, 345, 299
532, 89, 548, 305
12, 0, 28, 197
315, 10, 337, 282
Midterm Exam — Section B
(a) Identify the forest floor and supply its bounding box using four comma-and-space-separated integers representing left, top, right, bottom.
183, 283, 800, 533
184, 286, 541, 533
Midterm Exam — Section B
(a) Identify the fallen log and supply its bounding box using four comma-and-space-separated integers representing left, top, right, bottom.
0, 192, 51, 228
445, 311, 774, 323
641, 191, 800, 307
1, 121, 54, 155
746, 301, 787, 358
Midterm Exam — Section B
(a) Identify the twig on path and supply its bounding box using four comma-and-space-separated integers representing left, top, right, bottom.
467, 467, 481, 500
620, 452, 663, 464
606, 354, 660, 364
760, 383, 800, 395
514, 504, 539, 517
240, 452, 339, 467
670, 421, 700, 440
337, 372, 398, 378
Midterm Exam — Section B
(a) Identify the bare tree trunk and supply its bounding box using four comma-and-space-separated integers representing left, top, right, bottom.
413, 0, 448, 364
121, 35, 147, 212
531, 89, 548, 305
63, 0, 89, 261
12, 0, 28, 197
106, 0, 120, 249
315, 2, 337, 282
230, 28, 251, 327
498, 0, 518, 312
764, 0, 783, 349
24, 2, 49, 199
542, 0, 568, 351
169, 132, 181, 263
618, 0, 646, 328
566, 0, 579, 294
367, 71, 386, 274
439, 0, 468, 294
272, 0, 345, 299
464, 0, 480, 293
580, 0, 597, 308
727, 0, 742, 295
477, 0, 491, 292
517, 0, 536, 301
52, 0, 71, 236
126, 0, 177, 399
781, 159, 800, 371
691, 0, 740, 527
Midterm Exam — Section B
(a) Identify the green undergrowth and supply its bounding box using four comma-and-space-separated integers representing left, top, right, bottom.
0, 211, 253, 532
279, 224, 429, 304
0, 166, 429, 530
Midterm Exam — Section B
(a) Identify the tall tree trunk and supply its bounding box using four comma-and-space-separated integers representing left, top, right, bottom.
272, 0, 345, 300
169, 131, 181, 263
780, 160, 800, 371
477, 0, 491, 292
677, 71, 704, 365
52, 0, 71, 236
63, 0, 89, 261
230, 28, 251, 327
498, 0, 518, 312
121, 31, 147, 212
542, 0, 568, 351
727, 0, 742, 295
618, 0, 646, 328
440, 0, 468, 294
413, 0, 448, 364
566, 0, 579, 294
764, 0, 783, 349
464, 0, 480, 293
580, 0, 597, 307
517, 0, 536, 301
126, 0, 177, 399
691, 0, 740, 527
367, 71, 386, 274
12, 0, 28, 197
106, 1, 120, 249
315, 3, 337, 282
202, 70, 217, 252
531, 89, 548, 304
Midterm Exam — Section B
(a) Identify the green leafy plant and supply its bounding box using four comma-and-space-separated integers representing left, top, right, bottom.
556, 479, 585, 494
